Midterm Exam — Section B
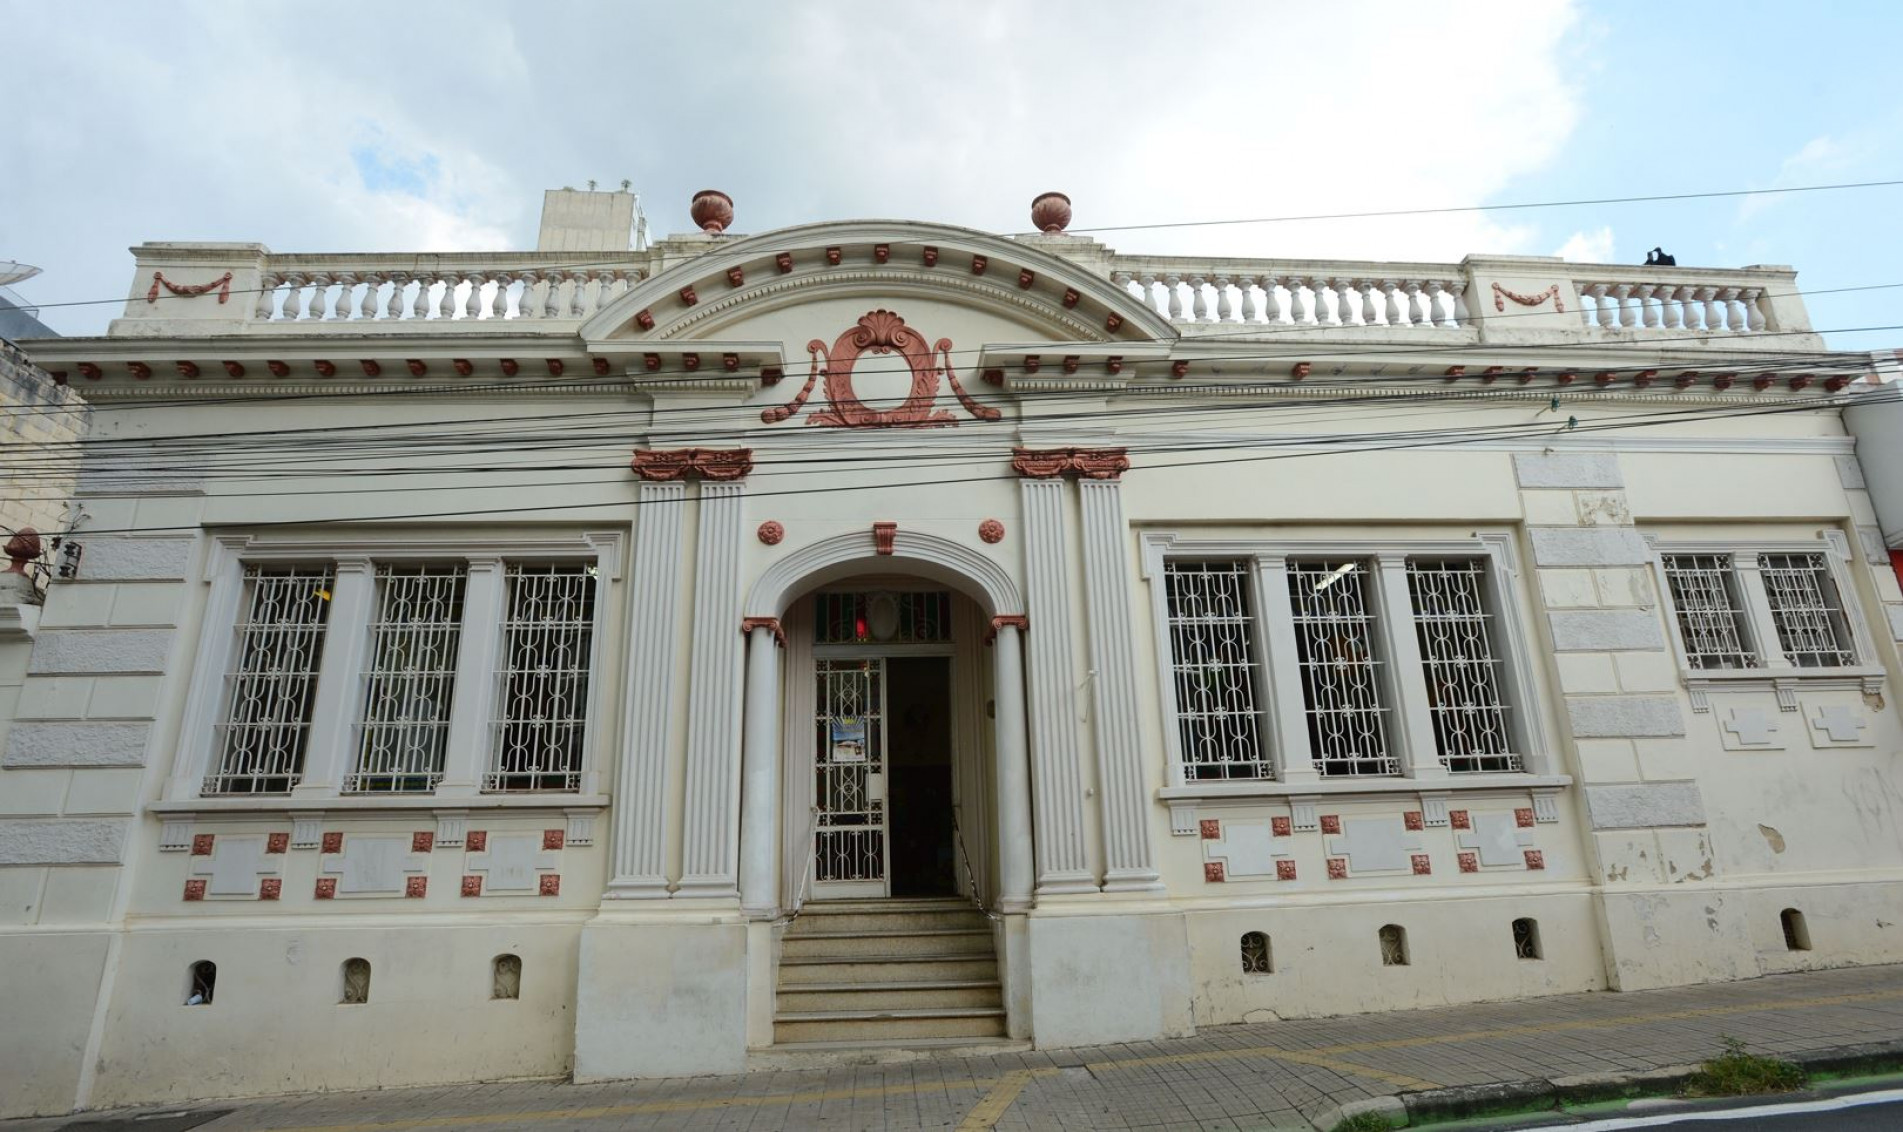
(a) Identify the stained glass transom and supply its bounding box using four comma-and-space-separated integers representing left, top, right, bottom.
1287, 561, 1396, 777
1406, 559, 1519, 773
814, 591, 952, 645
1163, 561, 1269, 780
1758, 553, 1857, 668
1661, 554, 1758, 670
348, 565, 467, 793
487, 563, 596, 792
206, 565, 335, 795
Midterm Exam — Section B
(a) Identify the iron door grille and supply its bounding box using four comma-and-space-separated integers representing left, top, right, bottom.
813, 658, 886, 884
206, 565, 335, 794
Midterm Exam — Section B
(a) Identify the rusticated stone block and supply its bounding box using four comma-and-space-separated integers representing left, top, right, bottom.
27, 629, 174, 675
1530, 528, 1652, 567
1583, 782, 1706, 830
0, 818, 130, 864
2, 722, 149, 767
1514, 452, 1624, 489
1568, 696, 1686, 738
1548, 610, 1666, 651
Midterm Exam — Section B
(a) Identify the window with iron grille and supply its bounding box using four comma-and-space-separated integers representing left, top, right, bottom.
205, 565, 335, 794
1163, 561, 1269, 780
1287, 560, 1396, 777
1758, 553, 1857, 668
487, 563, 597, 792
1660, 554, 1758, 670
347, 565, 467, 793
813, 590, 952, 644
1406, 560, 1520, 773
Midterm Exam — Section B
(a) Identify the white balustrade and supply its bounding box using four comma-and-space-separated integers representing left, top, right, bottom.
1111, 266, 1468, 330
1577, 279, 1767, 334
253, 264, 642, 323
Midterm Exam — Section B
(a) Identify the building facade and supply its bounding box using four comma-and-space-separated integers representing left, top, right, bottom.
4, 189, 1901, 1116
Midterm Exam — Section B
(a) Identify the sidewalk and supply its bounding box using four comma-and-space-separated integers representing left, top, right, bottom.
18, 964, 1903, 1132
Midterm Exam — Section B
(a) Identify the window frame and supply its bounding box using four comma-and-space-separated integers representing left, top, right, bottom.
166, 530, 622, 811
1141, 531, 1560, 804
1648, 534, 1884, 710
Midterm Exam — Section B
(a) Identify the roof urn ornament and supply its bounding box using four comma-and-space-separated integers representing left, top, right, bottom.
690, 190, 735, 235
1030, 191, 1072, 234
4, 528, 40, 574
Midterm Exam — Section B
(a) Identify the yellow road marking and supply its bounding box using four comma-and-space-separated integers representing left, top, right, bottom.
247, 984, 1903, 1132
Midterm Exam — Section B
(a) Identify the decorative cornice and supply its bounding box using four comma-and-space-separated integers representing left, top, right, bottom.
1011, 446, 1131, 480
629, 448, 753, 482
740, 616, 786, 647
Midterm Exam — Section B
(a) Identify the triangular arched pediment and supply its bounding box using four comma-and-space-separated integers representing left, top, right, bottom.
578, 220, 1175, 347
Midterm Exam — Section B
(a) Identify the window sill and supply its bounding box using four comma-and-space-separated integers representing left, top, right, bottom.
1682, 667, 1885, 712
1157, 774, 1571, 836
150, 793, 610, 815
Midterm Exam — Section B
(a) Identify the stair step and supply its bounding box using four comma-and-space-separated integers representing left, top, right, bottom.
748, 1037, 1033, 1071
773, 1006, 1009, 1044
781, 929, 993, 959
785, 909, 991, 935
777, 981, 1002, 1012
778, 955, 999, 984
799, 898, 976, 913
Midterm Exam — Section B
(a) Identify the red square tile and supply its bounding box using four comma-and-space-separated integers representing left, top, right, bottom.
183, 878, 206, 901
1270, 816, 1292, 837
191, 834, 214, 856
466, 830, 487, 852
411, 831, 434, 854
1276, 859, 1297, 881
1203, 862, 1225, 883
1450, 810, 1471, 830
1524, 849, 1545, 871
1516, 807, 1536, 828
1320, 814, 1342, 835
1411, 854, 1432, 875
542, 829, 565, 851
405, 876, 428, 898
265, 831, 289, 854
1326, 858, 1348, 880
461, 875, 482, 897
321, 831, 343, 854
538, 874, 561, 897
314, 877, 337, 899
1198, 819, 1221, 840
1458, 851, 1479, 873
259, 877, 281, 901
1404, 811, 1424, 831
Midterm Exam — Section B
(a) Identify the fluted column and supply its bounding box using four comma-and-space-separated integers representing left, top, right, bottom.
607, 480, 687, 897
992, 618, 1035, 913
738, 620, 783, 918
677, 480, 749, 899
1017, 476, 1095, 894
1078, 478, 1160, 892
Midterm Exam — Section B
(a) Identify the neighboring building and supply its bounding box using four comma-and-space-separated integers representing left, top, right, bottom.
0, 338, 86, 558
1844, 350, 1903, 612
5, 187, 1902, 1116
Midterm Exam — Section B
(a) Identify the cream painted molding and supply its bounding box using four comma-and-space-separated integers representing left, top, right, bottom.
745, 528, 1024, 619
1018, 477, 1095, 895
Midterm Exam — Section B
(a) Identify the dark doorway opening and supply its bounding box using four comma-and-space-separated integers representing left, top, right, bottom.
885, 656, 955, 896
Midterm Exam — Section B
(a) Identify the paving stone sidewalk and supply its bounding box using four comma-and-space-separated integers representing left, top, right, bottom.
18, 964, 1903, 1132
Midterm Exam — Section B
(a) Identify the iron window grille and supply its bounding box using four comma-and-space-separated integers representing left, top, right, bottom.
347, 565, 468, 793
1163, 561, 1270, 780
813, 590, 952, 645
1758, 552, 1857, 668
486, 563, 598, 792
1406, 559, 1520, 773
1287, 560, 1396, 777
1660, 554, 1759, 670
205, 564, 335, 795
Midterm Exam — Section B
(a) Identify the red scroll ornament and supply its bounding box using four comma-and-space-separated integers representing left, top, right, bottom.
763, 309, 1000, 428
147, 271, 234, 305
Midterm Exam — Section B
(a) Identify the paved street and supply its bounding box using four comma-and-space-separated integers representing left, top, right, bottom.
17, 964, 1903, 1132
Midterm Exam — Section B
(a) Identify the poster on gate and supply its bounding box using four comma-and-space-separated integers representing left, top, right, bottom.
830, 717, 867, 762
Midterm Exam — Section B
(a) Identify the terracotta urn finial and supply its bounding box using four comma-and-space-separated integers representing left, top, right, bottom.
1031, 191, 1072, 234
3, 528, 40, 575
690, 190, 735, 235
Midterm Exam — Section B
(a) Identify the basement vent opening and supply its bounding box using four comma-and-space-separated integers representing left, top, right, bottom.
341, 957, 372, 1004
1512, 917, 1543, 960
1240, 932, 1272, 975
1378, 924, 1409, 967
493, 953, 522, 999
185, 960, 216, 1006
1781, 908, 1812, 952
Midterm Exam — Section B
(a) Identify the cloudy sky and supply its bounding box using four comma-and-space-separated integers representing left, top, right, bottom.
6, 1, 1900, 346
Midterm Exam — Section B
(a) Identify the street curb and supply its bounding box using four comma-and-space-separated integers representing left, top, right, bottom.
1309, 1038, 1903, 1130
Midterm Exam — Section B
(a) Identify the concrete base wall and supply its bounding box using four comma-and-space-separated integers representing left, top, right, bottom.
1028, 910, 1194, 1047
0, 932, 110, 1117
573, 918, 750, 1080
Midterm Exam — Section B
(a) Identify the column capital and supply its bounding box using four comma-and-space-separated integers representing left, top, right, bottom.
1011, 447, 1130, 480
740, 616, 785, 647
630, 447, 754, 481
984, 613, 1029, 644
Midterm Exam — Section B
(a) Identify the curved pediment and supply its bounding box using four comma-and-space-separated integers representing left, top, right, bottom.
577, 220, 1175, 347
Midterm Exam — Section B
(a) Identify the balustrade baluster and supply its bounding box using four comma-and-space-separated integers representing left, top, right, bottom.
1164, 275, 1187, 322
1214, 276, 1237, 322
1270, 277, 1294, 324
1189, 276, 1211, 322
1639, 284, 1661, 329
285, 275, 312, 321
1383, 281, 1405, 326
1404, 282, 1426, 327
1448, 281, 1468, 328
1741, 288, 1767, 332
1655, 285, 1681, 330
409, 275, 431, 319
354, 274, 377, 320
1317, 277, 1341, 326
1356, 282, 1378, 326
1338, 280, 1361, 326
254, 274, 280, 320
1237, 277, 1261, 323
604, 271, 631, 310
1722, 288, 1746, 333
1422, 281, 1446, 329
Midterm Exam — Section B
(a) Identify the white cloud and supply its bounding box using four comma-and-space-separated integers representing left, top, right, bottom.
1739, 133, 1870, 221
1553, 226, 1616, 263
7, 1, 1585, 334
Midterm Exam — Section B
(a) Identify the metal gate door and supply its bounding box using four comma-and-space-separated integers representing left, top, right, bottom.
811, 658, 889, 897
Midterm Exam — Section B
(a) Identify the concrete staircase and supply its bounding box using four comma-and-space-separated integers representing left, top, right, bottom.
773, 898, 1008, 1047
